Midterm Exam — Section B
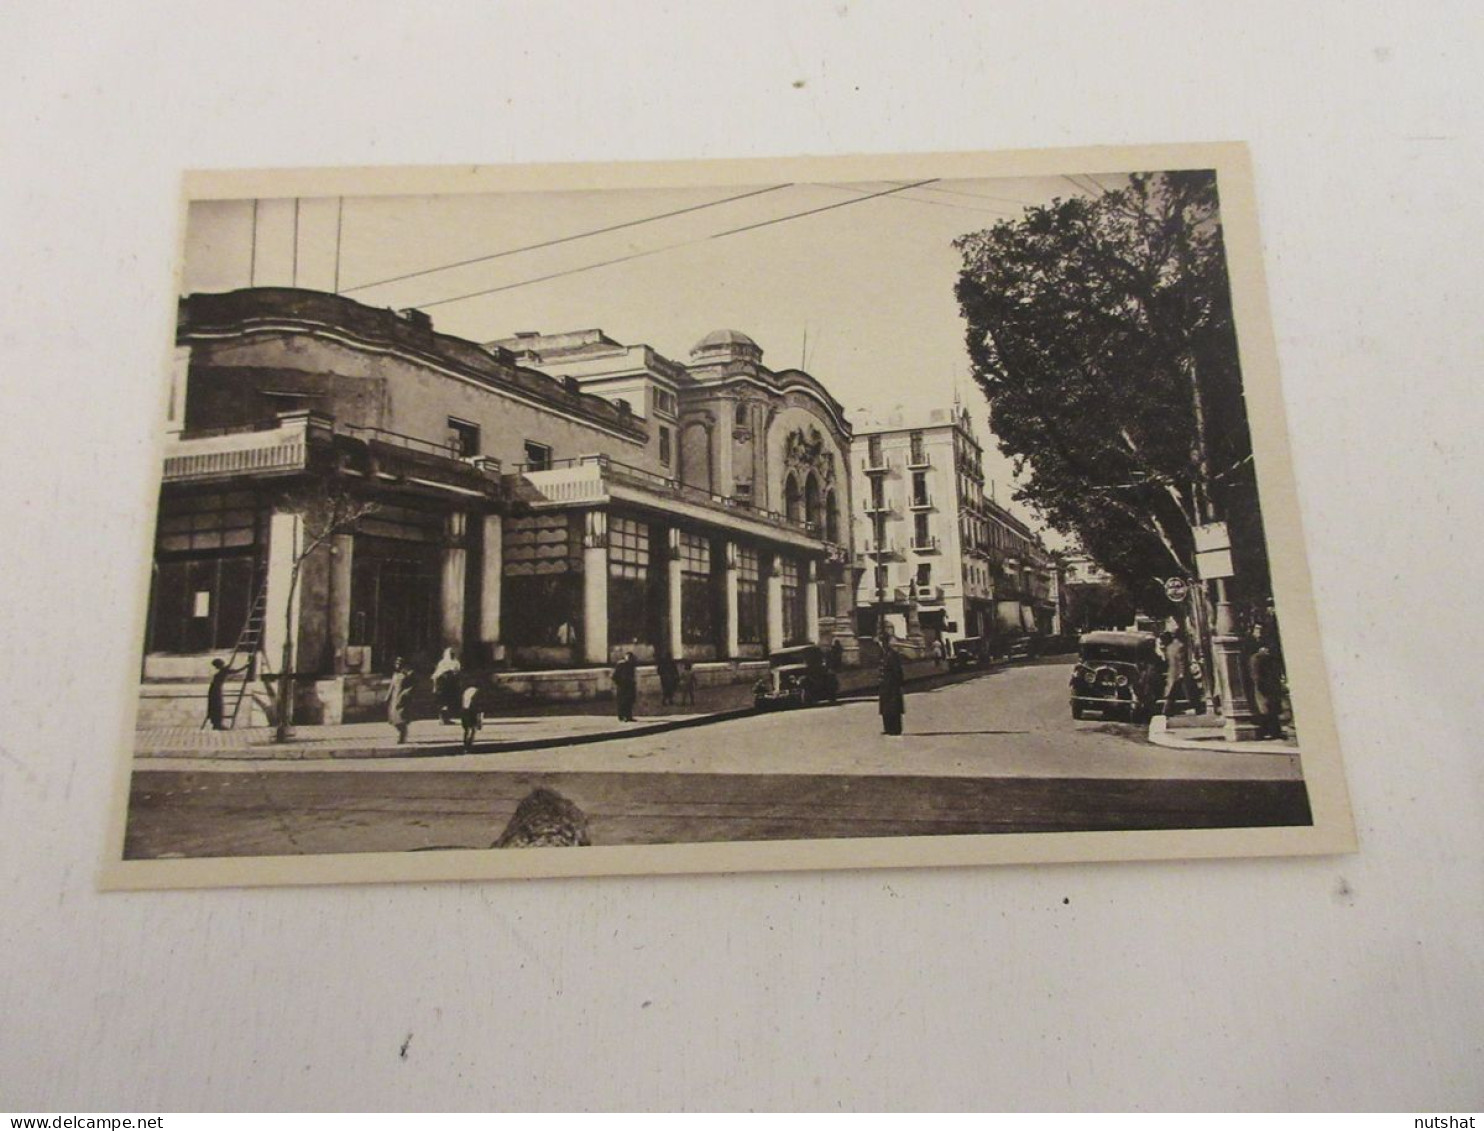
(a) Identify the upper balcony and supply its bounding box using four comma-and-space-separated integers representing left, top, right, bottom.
861, 453, 890, 476
910, 534, 941, 554
862, 496, 893, 516
508, 454, 824, 549
855, 539, 903, 561
163, 410, 506, 502
907, 448, 930, 470
908, 493, 934, 511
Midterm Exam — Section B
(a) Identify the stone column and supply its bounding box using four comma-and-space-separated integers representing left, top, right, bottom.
263, 509, 302, 675
582, 511, 609, 665
667, 527, 684, 658
766, 552, 785, 650
479, 514, 503, 658
722, 540, 739, 659
440, 512, 468, 652
805, 558, 821, 643
328, 532, 353, 674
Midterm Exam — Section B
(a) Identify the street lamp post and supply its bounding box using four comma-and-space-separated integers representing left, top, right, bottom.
1184, 357, 1260, 742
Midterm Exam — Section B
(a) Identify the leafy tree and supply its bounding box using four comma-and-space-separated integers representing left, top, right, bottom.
954, 171, 1268, 610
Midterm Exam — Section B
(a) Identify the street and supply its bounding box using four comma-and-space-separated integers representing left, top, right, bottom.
124, 659, 1311, 859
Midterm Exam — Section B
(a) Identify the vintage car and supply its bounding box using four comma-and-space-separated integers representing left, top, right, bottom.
1069, 630, 1165, 721
949, 636, 986, 669
1006, 634, 1038, 661
753, 645, 840, 710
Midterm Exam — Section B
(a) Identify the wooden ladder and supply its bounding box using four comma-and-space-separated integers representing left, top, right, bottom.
204, 577, 272, 731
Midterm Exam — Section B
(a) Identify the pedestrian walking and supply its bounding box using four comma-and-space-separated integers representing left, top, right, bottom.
680, 660, 698, 707
204, 657, 245, 731
1249, 628, 1285, 740
386, 657, 416, 744
612, 652, 638, 722
656, 651, 679, 708
432, 647, 462, 724
828, 638, 844, 673
878, 636, 906, 735
460, 679, 483, 753
930, 637, 945, 669
1160, 629, 1201, 717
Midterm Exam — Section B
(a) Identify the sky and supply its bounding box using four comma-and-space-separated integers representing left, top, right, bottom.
183, 170, 1131, 533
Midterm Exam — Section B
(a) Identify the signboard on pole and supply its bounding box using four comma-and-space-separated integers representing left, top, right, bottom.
1192, 521, 1236, 580
1163, 576, 1189, 603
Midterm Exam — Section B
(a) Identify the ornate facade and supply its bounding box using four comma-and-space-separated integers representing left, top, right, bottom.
142, 290, 856, 726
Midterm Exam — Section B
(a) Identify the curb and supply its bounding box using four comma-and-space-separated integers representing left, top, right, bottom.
135, 661, 1009, 762
1146, 715, 1301, 756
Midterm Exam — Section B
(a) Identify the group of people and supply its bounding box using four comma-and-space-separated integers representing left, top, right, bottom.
1156, 623, 1287, 739
610, 652, 700, 721
385, 648, 484, 752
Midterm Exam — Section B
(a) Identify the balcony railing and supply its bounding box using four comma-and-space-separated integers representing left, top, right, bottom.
910, 535, 940, 553
855, 540, 902, 560
862, 497, 892, 516
907, 449, 930, 469
513, 454, 819, 537
908, 494, 934, 511
341, 423, 462, 460
861, 454, 889, 475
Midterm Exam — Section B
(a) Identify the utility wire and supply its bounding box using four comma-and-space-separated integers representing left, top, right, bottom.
819, 183, 1019, 218
341, 183, 794, 294
913, 184, 1040, 208
415, 178, 940, 310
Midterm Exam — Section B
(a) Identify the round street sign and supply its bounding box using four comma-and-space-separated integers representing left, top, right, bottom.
1163, 576, 1189, 603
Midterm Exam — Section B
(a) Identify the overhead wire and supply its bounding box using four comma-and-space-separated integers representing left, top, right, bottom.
340, 183, 794, 294
413, 178, 942, 310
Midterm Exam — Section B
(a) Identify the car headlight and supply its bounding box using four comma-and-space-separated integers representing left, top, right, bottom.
1116, 675, 1129, 687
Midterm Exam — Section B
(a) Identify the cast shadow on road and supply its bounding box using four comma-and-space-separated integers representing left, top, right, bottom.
907, 729, 1031, 737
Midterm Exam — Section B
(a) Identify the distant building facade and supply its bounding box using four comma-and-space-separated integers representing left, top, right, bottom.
848, 405, 1056, 653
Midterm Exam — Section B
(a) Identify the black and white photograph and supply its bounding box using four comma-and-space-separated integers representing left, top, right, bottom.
104, 146, 1353, 888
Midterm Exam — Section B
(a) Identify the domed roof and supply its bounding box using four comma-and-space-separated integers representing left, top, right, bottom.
692, 328, 758, 353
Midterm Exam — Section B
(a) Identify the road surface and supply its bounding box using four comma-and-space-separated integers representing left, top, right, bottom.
124, 659, 1311, 858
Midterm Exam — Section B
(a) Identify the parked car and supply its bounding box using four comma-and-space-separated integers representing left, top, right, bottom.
949, 636, 986, 669
1006, 634, 1038, 661
754, 645, 840, 710
1069, 631, 1165, 722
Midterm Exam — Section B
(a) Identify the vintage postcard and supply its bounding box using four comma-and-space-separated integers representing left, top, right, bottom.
102, 144, 1355, 889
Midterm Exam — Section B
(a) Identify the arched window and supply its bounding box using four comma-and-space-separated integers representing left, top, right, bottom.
804, 474, 821, 529
784, 473, 802, 522
824, 490, 839, 542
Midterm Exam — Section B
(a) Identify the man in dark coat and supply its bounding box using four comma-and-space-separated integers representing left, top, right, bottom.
1249, 627, 1285, 739
205, 658, 245, 731
656, 652, 679, 707
878, 637, 906, 735
612, 652, 638, 722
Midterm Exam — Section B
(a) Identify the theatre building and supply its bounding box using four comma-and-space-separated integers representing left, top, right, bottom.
141, 287, 853, 726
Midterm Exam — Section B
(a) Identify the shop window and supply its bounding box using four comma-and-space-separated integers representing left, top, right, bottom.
736, 545, 763, 645
780, 557, 806, 644
679, 532, 714, 644
502, 514, 583, 647
608, 516, 658, 647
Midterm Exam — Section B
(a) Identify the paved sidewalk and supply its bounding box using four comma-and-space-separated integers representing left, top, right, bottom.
134, 656, 970, 760
1147, 712, 1301, 755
